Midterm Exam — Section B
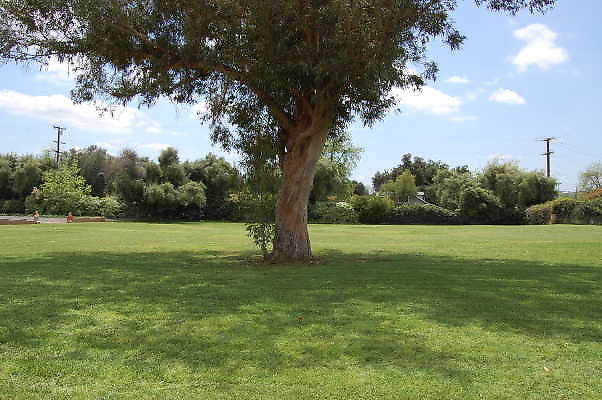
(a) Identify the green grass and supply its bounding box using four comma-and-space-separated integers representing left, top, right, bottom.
1, 222, 601, 399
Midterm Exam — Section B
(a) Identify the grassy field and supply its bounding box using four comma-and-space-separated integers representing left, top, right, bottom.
1, 222, 601, 399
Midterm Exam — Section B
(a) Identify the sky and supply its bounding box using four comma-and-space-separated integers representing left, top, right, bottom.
1, 1, 601, 192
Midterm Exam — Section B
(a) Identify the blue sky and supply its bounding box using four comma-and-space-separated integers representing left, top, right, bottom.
0, 1, 600, 191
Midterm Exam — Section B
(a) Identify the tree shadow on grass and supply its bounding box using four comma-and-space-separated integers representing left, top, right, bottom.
1, 248, 601, 386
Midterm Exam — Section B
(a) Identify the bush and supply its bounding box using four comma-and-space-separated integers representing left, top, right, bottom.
386, 204, 460, 225
550, 197, 577, 223
98, 196, 124, 218
1, 199, 25, 214
350, 195, 393, 224
526, 203, 552, 225
571, 199, 602, 224
309, 201, 358, 224
458, 186, 503, 224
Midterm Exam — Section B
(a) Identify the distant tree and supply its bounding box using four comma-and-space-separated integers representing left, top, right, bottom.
432, 169, 477, 211
0, 0, 556, 259
380, 170, 417, 204
517, 171, 557, 208
37, 162, 92, 214
310, 159, 352, 203
117, 149, 144, 180
579, 163, 602, 192
321, 132, 363, 178
77, 146, 109, 196
163, 164, 187, 187
352, 181, 368, 196
373, 154, 451, 193
158, 147, 180, 170
0, 160, 13, 200
184, 154, 241, 220
459, 186, 503, 224
13, 161, 42, 199
144, 162, 163, 184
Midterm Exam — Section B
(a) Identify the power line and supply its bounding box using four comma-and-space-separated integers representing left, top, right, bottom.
52, 125, 67, 167
537, 137, 555, 178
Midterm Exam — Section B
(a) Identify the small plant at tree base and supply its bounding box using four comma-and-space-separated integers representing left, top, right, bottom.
246, 222, 276, 261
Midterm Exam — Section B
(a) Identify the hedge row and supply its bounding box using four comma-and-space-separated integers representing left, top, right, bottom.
526, 197, 602, 225
308, 200, 460, 225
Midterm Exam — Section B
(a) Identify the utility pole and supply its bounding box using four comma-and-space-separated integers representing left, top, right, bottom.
52, 125, 66, 167
538, 137, 555, 177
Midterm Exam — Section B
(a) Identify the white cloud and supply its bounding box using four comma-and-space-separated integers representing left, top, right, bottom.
512, 24, 568, 72
36, 58, 74, 82
450, 115, 478, 123
190, 101, 209, 119
393, 86, 462, 115
0, 90, 164, 135
446, 76, 470, 84
138, 143, 172, 152
489, 89, 526, 105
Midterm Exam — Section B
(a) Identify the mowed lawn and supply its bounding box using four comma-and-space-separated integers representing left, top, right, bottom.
1, 223, 601, 399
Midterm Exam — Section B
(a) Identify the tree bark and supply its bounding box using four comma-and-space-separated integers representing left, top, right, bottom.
272, 126, 328, 261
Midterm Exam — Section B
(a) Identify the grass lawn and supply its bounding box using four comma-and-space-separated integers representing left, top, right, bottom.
1, 222, 601, 399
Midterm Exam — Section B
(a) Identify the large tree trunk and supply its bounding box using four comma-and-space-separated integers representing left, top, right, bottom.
272, 126, 328, 261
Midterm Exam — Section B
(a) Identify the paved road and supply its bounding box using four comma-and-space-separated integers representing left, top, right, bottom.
0, 215, 67, 224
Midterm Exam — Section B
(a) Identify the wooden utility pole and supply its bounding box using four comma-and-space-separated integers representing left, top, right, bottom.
539, 137, 555, 177
52, 125, 66, 167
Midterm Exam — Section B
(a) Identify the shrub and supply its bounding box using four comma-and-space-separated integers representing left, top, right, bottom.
386, 204, 460, 225
550, 197, 577, 223
98, 196, 124, 218
458, 186, 503, 224
309, 201, 358, 224
1, 199, 25, 214
571, 199, 602, 224
583, 189, 602, 200
350, 195, 393, 224
525, 203, 552, 225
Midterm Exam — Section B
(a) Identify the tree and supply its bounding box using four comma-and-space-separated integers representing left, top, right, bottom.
0, 0, 555, 260
310, 159, 352, 203
352, 181, 368, 196
158, 147, 180, 170
184, 154, 241, 219
37, 162, 93, 214
579, 163, 602, 192
13, 161, 42, 199
380, 170, 417, 204
373, 153, 451, 192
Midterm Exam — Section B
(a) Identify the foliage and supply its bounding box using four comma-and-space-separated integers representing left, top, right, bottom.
379, 170, 417, 204
1, 199, 25, 214
579, 163, 602, 192
163, 164, 187, 187
571, 199, 602, 224
246, 223, 277, 261
526, 203, 552, 225
432, 169, 477, 211
144, 162, 163, 184
550, 198, 577, 223
351, 181, 369, 196
37, 162, 93, 215
184, 154, 242, 220
373, 153, 453, 192
321, 132, 363, 178
310, 159, 353, 203
13, 161, 42, 199
386, 204, 460, 225
350, 195, 393, 224
158, 147, 180, 170
309, 201, 358, 224
140, 183, 176, 219
458, 186, 503, 224
583, 188, 602, 200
